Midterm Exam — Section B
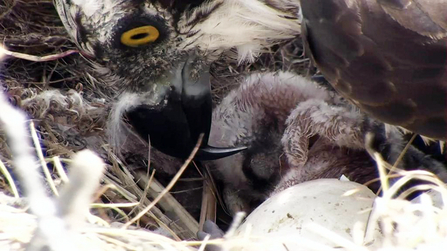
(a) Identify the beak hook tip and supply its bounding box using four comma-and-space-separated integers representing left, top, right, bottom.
195, 145, 248, 161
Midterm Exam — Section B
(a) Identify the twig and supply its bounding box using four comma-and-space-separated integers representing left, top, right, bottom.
132, 169, 155, 216
52, 156, 69, 183
102, 166, 184, 240
0, 159, 20, 198
134, 170, 199, 237
91, 202, 140, 208
123, 134, 203, 229
29, 122, 59, 196
199, 172, 217, 231
0, 89, 74, 251
392, 133, 417, 170
0, 46, 78, 62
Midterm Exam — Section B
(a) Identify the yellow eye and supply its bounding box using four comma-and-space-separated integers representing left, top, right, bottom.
120, 26, 160, 47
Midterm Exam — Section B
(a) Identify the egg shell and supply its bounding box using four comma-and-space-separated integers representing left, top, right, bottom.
234, 179, 382, 250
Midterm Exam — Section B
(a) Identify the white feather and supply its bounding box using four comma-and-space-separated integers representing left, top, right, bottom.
108, 92, 143, 150
179, 0, 301, 63
71, 0, 101, 17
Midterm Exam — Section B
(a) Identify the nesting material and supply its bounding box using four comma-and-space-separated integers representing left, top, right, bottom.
0, 89, 194, 250
0, 192, 198, 251
1, 1, 447, 251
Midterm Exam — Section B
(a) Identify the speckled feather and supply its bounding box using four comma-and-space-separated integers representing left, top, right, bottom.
300, 0, 447, 139
53, 0, 301, 153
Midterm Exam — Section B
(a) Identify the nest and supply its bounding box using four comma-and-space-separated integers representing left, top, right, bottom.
1, 109, 447, 250
1, 1, 447, 251
0, 0, 213, 244
0, 0, 310, 240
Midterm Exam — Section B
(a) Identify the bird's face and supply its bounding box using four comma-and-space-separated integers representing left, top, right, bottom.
55, 0, 203, 89
54, 0, 251, 159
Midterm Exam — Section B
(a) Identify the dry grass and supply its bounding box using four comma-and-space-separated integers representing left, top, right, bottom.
1, 1, 206, 242
1, 1, 447, 251
0, 0, 311, 239
1, 113, 447, 250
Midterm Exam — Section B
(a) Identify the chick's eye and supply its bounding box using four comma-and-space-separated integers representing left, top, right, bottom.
120, 26, 160, 47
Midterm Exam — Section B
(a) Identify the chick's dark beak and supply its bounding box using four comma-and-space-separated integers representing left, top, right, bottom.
125, 56, 246, 160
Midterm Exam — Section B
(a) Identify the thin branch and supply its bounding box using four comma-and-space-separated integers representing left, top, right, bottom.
0, 45, 78, 62
123, 134, 203, 229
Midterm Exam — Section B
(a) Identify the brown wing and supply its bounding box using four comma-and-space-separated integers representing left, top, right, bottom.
300, 0, 447, 139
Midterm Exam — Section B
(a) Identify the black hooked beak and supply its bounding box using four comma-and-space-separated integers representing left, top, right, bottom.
125, 56, 246, 160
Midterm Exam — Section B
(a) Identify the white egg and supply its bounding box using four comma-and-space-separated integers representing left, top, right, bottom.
233, 179, 382, 250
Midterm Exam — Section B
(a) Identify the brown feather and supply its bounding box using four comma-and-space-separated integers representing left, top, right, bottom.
300, 0, 447, 139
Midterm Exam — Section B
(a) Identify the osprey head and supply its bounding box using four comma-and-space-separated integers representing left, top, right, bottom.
53, 0, 286, 159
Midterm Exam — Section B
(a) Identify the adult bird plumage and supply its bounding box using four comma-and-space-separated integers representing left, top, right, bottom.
54, 0, 447, 157
299, 0, 447, 140
53, 0, 300, 159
